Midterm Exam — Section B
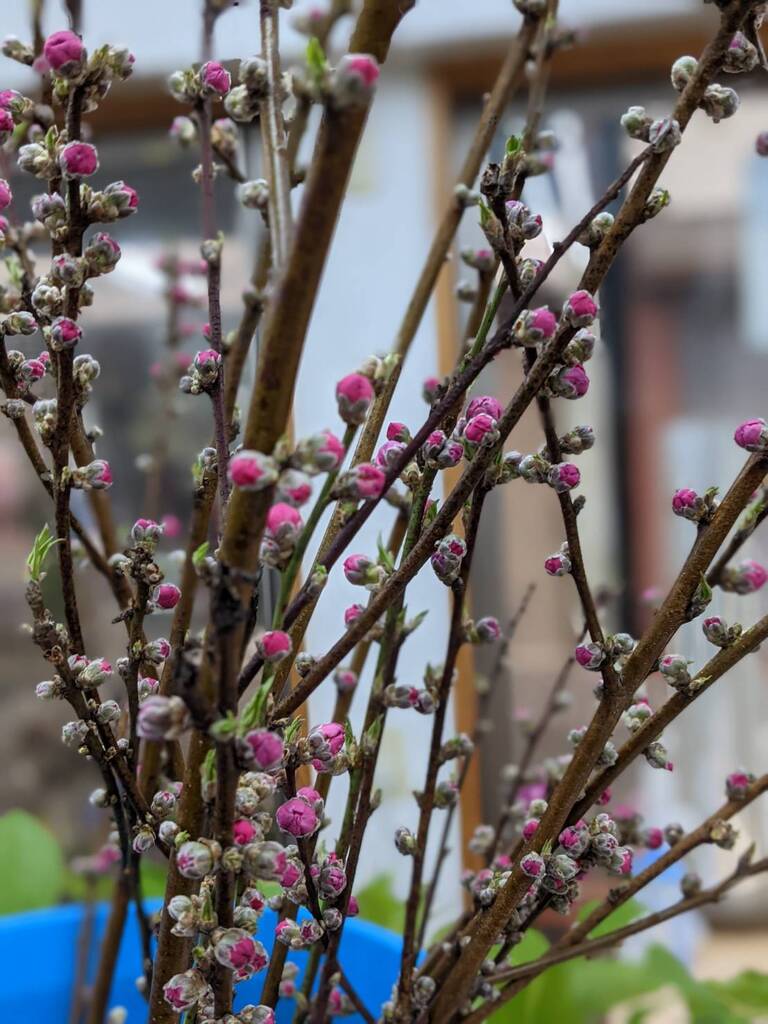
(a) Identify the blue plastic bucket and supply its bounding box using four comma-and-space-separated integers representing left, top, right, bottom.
0, 901, 400, 1022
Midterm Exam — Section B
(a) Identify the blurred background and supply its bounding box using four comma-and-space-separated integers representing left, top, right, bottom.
1, 0, 767, 1003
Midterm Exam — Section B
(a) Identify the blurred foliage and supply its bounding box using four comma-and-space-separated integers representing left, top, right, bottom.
0, 810, 166, 913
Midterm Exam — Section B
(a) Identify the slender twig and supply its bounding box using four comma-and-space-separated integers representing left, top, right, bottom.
259, 0, 293, 268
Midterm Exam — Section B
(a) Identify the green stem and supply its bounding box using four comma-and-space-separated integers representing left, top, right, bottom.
466, 272, 508, 360
272, 424, 357, 625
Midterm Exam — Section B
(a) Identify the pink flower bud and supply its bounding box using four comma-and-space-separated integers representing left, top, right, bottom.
49, 315, 82, 351
0, 178, 11, 211
43, 30, 85, 74
276, 469, 312, 507
59, 141, 98, 178
334, 667, 358, 693
162, 513, 182, 538
343, 553, 375, 586
344, 603, 365, 627
575, 642, 605, 670
550, 364, 590, 400
258, 630, 292, 664
163, 969, 207, 1012
544, 552, 571, 577
280, 860, 303, 889
266, 502, 303, 539
734, 417, 768, 452
213, 929, 268, 980
671, 488, 701, 520
547, 462, 580, 493
228, 449, 278, 490
463, 412, 498, 446
153, 583, 181, 610
132, 518, 163, 545
308, 722, 345, 764
336, 372, 374, 425
721, 558, 768, 595
375, 439, 406, 472
333, 54, 380, 107
297, 786, 324, 813
522, 818, 539, 841
475, 616, 501, 642
466, 395, 502, 421
386, 421, 411, 443
756, 132, 768, 158
240, 729, 284, 770
562, 290, 598, 328
95, 460, 114, 488
512, 306, 557, 346
725, 769, 753, 800
276, 796, 319, 837
233, 818, 258, 846
643, 826, 664, 850
137, 695, 189, 741
521, 852, 545, 878
422, 376, 441, 404
201, 61, 231, 96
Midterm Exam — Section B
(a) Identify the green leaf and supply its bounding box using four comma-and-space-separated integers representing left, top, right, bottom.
576, 896, 645, 938
708, 970, 768, 1015
192, 541, 210, 568
354, 874, 404, 931
505, 135, 521, 155
306, 37, 327, 81
241, 675, 274, 730
0, 810, 66, 914
26, 524, 61, 581
283, 717, 303, 745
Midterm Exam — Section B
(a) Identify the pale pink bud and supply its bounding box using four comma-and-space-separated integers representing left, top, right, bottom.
228, 449, 278, 490
422, 376, 441, 404
213, 929, 268, 980
333, 54, 380, 108
344, 603, 365, 627
335, 372, 374, 425
562, 290, 598, 328
0, 178, 11, 210
240, 729, 284, 770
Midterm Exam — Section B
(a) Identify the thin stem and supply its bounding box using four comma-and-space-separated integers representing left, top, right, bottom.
259, 0, 293, 268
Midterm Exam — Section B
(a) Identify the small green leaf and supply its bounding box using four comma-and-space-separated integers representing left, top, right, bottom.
192, 541, 210, 568
283, 717, 303, 745
505, 134, 521, 155
306, 37, 327, 81
26, 524, 61, 581
240, 675, 275, 730
201, 748, 216, 787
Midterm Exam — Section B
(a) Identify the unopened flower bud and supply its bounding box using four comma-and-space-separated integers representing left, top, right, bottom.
331, 54, 380, 109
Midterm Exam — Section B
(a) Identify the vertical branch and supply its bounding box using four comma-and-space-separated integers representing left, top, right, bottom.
259, 0, 293, 268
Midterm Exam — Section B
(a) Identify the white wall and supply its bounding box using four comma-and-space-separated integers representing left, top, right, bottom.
1, 0, 704, 86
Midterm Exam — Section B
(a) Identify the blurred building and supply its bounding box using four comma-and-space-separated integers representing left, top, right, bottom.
1, 0, 766, 928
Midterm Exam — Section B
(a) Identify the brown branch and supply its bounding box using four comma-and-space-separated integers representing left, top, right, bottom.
397, 491, 486, 1016
572, 612, 768, 819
